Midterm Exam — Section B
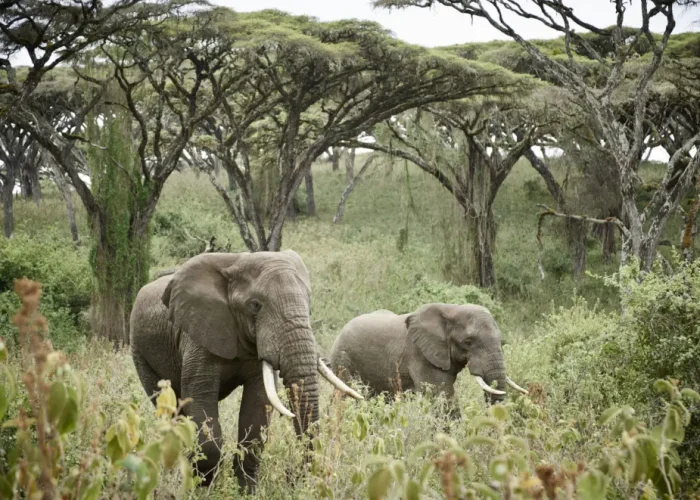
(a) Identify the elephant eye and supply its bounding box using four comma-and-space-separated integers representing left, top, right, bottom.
248, 298, 262, 314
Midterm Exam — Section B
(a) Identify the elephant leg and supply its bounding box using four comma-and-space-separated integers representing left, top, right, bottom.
132, 352, 162, 407
181, 359, 222, 487
234, 373, 272, 494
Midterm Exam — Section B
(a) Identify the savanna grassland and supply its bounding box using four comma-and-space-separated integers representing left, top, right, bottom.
2, 154, 699, 498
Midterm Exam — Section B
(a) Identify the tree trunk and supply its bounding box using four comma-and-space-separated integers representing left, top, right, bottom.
467, 207, 497, 289
330, 147, 340, 171
287, 196, 297, 222
2, 178, 14, 238
52, 167, 79, 244
305, 170, 316, 217
333, 156, 376, 224
568, 219, 587, 280
345, 148, 355, 182
28, 164, 41, 205
466, 139, 496, 289
91, 218, 150, 346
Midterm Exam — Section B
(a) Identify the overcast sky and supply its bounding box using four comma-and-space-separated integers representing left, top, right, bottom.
6, 0, 700, 66
218, 0, 700, 46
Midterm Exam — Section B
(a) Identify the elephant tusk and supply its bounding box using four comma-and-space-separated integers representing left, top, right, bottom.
506, 376, 529, 395
262, 361, 295, 418
474, 376, 506, 396
317, 358, 364, 400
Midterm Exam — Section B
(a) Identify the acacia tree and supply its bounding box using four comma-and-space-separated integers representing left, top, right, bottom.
378, 0, 700, 272
347, 95, 543, 288
199, 11, 520, 251
5, 7, 245, 343
0, 0, 163, 127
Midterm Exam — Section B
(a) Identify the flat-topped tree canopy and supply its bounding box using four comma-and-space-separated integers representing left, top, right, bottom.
190, 7, 535, 251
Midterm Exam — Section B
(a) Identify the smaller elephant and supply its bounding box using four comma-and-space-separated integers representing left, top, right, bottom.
329, 303, 527, 414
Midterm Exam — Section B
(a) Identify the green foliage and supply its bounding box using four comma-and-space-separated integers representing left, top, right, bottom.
0, 232, 91, 312
397, 276, 503, 320
0, 233, 91, 351
87, 100, 150, 338
0, 279, 198, 499
365, 383, 697, 499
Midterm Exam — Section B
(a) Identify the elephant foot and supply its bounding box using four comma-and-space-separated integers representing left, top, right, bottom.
233, 455, 259, 495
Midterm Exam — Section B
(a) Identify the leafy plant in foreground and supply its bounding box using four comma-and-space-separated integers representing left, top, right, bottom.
365, 381, 699, 499
0, 279, 198, 499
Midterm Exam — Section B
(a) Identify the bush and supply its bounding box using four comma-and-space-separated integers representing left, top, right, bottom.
0, 234, 92, 351
0, 279, 199, 499
0, 233, 92, 313
613, 259, 700, 490
396, 276, 504, 321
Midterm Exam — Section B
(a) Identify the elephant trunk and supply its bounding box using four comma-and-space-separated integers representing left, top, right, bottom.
470, 350, 507, 404
278, 328, 320, 437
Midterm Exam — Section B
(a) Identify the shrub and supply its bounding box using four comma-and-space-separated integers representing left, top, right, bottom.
612, 258, 700, 490
0, 233, 92, 313
0, 279, 198, 499
0, 234, 92, 351
396, 276, 504, 321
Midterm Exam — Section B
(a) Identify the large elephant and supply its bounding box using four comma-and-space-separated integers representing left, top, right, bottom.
129, 250, 361, 492
329, 303, 527, 415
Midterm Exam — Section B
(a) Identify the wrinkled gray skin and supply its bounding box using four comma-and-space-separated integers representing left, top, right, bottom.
130, 250, 318, 493
330, 303, 507, 416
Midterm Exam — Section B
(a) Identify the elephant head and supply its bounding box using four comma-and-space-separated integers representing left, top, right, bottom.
161, 250, 360, 437
405, 303, 527, 403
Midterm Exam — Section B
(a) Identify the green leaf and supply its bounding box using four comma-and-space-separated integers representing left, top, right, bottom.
577, 470, 609, 500
161, 431, 180, 468
368, 468, 392, 500
653, 380, 676, 398
0, 386, 9, 423
0, 340, 6, 362
664, 407, 684, 441
505, 435, 528, 450
48, 381, 68, 424
351, 470, 364, 486
173, 419, 196, 449
471, 482, 500, 499
143, 442, 161, 467
409, 442, 436, 460
489, 404, 508, 422
56, 396, 78, 435
465, 435, 498, 448
389, 460, 406, 485
681, 388, 700, 403
404, 479, 421, 500
468, 416, 500, 431
419, 462, 435, 486
180, 455, 194, 494
489, 457, 509, 481
598, 406, 623, 426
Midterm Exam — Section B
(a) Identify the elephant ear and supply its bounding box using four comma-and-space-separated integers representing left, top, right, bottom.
406, 304, 451, 371
161, 253, 240, 359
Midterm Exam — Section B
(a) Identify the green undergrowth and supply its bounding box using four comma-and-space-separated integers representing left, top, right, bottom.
2, 154, 699, 497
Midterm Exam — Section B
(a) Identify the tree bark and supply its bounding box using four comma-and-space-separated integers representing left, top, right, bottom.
2, 176, 15, 238
330, 147, 340, 171
305, 170, 316, 217
345, 148, 356, 182
333, 156, 376, 224
52, 166, 79, 244
467, 207, 497, 289
466, 139, 496, 289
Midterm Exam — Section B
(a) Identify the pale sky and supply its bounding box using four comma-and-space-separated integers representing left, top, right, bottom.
217, 0, 700, 46
6, 0, 700, 66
